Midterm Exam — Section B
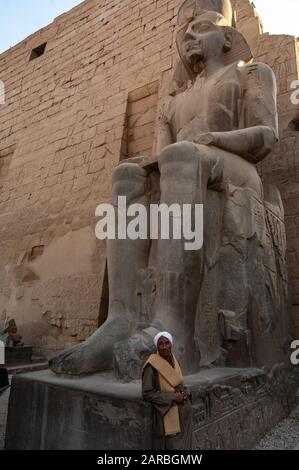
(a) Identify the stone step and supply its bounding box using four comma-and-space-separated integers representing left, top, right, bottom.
32, 356, 46, 363
6, 362, 48, 375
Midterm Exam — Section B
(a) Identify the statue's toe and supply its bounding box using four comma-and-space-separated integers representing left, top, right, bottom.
49, 348, 78, 375
48, 316, 133, 376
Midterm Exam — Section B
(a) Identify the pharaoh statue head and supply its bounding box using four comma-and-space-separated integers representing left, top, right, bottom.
173, 0, 252, 87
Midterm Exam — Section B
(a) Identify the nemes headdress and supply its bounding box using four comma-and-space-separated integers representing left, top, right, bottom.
178, 0, 234, 26
176, 0, 252, 79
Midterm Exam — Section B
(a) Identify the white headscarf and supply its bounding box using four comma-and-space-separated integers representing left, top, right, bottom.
154, 331, 173, 348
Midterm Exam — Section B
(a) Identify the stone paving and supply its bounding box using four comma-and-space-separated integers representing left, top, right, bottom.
254, 405, 299, 450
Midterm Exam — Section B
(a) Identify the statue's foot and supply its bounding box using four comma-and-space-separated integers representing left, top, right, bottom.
49, 316, 132, 376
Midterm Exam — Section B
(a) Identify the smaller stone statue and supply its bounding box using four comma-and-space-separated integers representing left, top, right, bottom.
1, 319, 24, 348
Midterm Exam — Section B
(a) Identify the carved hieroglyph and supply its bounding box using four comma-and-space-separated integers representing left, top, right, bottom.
50, 0, 290, 378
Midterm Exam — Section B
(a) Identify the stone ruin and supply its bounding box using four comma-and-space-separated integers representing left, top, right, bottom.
1, 0, 299, 450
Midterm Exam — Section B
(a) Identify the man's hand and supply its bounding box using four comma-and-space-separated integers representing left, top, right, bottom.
173, 392, 186, 404
183, 386, 191, 399
173, 390, 190, 405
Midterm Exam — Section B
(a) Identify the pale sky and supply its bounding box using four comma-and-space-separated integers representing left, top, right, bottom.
0, 0, 298, 55
0, 0, 83, 54
252, 0, 298, 38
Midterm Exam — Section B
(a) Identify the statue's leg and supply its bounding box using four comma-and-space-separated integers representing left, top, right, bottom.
108, 163, 150, 322
49, 163, 150, 375
154, 142, 213, 373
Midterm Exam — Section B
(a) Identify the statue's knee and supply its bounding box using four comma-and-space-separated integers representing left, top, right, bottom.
159, 141, 209, 178
112, 162, 147, 184
159, 141, 195, 163
112, 163, 147, 200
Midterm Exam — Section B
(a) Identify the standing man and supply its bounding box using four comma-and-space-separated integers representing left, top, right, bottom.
142, 332, 197, 450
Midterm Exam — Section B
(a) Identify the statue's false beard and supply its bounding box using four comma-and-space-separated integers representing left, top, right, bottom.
184, 42, 206, 74
188, 51, 205, 74
189, 51, 204, 64
185, 43, 204, 62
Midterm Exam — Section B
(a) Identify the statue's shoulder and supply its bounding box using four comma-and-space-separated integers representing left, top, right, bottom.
240, 61, 276, 86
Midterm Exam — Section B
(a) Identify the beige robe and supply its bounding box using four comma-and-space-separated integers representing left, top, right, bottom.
142, 356, 197, 450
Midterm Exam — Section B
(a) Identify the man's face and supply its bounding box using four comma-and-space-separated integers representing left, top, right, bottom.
181, 19, 227, 67
157, 336, 172, 359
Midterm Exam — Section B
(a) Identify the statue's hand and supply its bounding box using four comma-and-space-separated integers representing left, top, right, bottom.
117, 155, 158, 173
194, 132, 217, 146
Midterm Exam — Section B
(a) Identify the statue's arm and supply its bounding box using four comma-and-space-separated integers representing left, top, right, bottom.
156, 101, 174, 154
131, 101, 173, 171
197, 125, 278, 163
195, 63, 278, 163
117, 102, 173, 171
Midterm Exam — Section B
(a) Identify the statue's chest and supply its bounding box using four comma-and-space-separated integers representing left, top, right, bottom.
173, 78, 242, 138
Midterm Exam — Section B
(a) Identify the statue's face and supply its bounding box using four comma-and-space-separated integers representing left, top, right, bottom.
181, 18, 228, 68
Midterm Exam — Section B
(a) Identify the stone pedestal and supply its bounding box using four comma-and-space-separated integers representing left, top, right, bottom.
5, 366, 298, 450
5, 347, 32, 366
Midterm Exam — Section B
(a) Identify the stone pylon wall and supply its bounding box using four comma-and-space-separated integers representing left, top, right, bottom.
0, 0, 182, 358
0, 0, 298, 358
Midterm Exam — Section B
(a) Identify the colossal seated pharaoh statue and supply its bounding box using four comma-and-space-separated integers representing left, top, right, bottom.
50, 0, 290, 378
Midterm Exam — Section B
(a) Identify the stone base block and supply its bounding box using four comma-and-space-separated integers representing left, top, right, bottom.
5, 347, 32, 366
5, 366, 299, 450
0, 368, 9, 393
